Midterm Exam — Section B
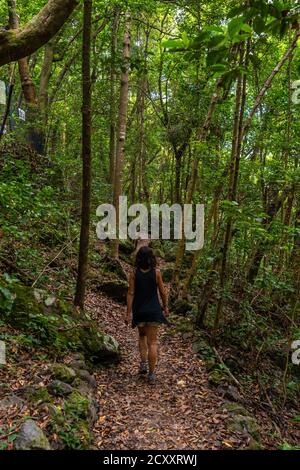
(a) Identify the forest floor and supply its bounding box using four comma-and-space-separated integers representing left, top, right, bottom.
87, 291, 246, 450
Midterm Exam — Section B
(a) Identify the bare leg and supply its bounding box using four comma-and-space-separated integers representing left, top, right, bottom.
138, 326, 147, 362
145, 326, 158, 374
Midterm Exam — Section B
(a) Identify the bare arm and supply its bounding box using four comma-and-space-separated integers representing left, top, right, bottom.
125, 271, 135, 324
156, 269, 169, 315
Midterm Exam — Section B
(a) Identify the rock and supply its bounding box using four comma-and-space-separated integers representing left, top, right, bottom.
208, 368, 230, 387
14, 419, 51, 450
0, 395, 25, 412
192, 338, 213, 359
72, 353, 85, 361
49, 364, 76, 384
70, 360, 87, 370
65, 391, 90, 420
227, 414, 260, 441
76, 370, 97, 389
0, 279, 121, 366
247, 438, 264, 450
80, 330, 121, 365
73, 378, 93, 397
47, 380, 74, 397
17, 385, 51, 403
47, 403, 64, 425
87, 398, 99, 425
217, 385, 242, 402
222, 402, 249, 416
95, 278, 128, 303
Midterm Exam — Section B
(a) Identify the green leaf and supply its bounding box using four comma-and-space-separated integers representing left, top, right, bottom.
207, 49, 225, 66
162, 39, 185, 49
227, 6, 246, 18
228, 17, 245, 37
207, 34, 226, 49
209, 64, 227, 72
181, 31, 190, 47
232, 33, 251, 44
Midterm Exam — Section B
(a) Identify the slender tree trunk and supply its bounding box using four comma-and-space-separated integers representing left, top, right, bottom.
108, 8, 120, 186
7, 1, 37, 107
112, 13, 131, 259
74, 0, 92, 308
214, 43, 247, 329
39, 41, 54, 123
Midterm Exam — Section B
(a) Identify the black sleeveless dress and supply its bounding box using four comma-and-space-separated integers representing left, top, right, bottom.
132, 268, 168, 328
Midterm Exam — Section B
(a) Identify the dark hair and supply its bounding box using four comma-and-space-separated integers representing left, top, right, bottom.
135, 246, 157, 270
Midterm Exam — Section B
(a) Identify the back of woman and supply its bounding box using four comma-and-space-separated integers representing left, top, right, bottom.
132, 268, 163, 325
125, 246, 169, 384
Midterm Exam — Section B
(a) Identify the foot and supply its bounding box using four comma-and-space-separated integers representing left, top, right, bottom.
148, 372, 156, 385
139, 361, 148, 375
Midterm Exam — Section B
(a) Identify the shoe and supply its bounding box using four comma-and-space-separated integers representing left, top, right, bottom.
139, 361, 148, 375
148, 372, 156, 385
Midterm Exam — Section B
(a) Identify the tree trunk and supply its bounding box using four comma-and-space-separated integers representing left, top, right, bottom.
112, 13, 131, 259
214, 43, 247, 329
108, 8, 120, 186
7, 0, 37, 106
39, 41, 55, 122
74, 0, 92, 308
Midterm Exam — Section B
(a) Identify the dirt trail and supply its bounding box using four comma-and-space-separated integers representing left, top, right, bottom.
86, 291, 247, 450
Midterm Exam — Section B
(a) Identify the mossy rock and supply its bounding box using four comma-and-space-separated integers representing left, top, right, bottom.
221, 402, 249, 416
80, 329, 121, 365
208, 367, 232, 387
0, 278, 121, 365
96, 278, 128, 304
47, 397, 92, 449
247, 438, 264, 450
65, 391, 90, 420
14, 419, 51, 450
192, 338, 213, 358
49, 364, 76, 384
19, 385, 51, 404
89, 269, 128, 304
227, 414, 260, 441
47, 380, 74, 397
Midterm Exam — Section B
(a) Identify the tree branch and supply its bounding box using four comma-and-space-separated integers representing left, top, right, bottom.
0, 0, 79, 66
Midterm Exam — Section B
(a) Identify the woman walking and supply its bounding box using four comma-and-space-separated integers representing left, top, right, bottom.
125, 246, 169, 384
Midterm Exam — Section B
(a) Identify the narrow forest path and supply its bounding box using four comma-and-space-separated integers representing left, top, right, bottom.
86, 289, 247, 450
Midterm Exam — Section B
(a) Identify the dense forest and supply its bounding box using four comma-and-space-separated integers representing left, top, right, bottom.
0, 0, 300, 453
